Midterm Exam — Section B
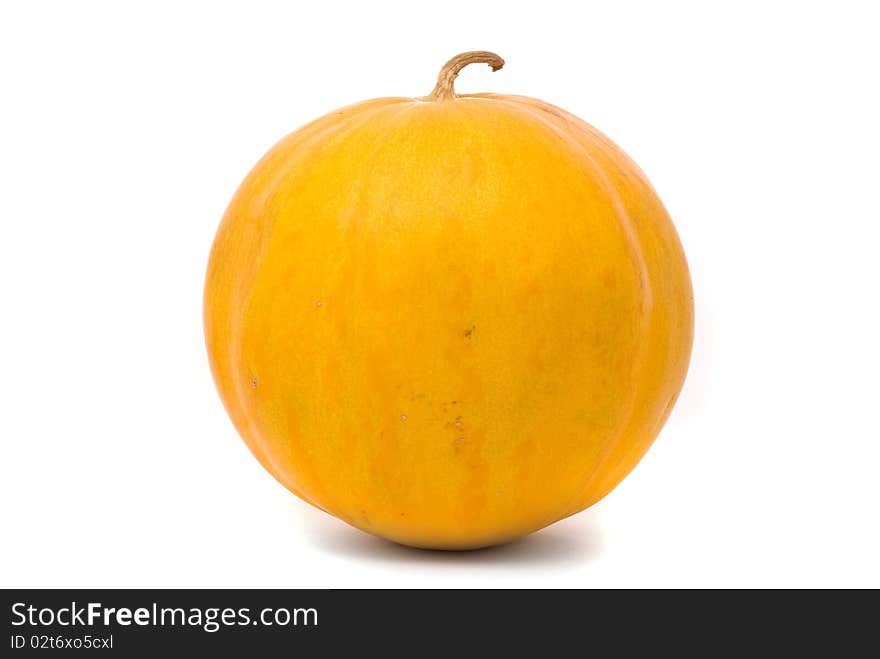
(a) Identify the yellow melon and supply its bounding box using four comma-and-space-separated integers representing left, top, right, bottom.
204, 52, 694, 549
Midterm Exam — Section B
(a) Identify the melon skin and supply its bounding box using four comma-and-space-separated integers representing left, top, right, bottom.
204, 84, 693, 550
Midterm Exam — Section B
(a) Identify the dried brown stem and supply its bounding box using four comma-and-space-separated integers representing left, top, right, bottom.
427, 51, 505, 101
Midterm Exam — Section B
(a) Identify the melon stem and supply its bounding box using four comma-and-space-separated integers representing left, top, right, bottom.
427, 51, 505, 101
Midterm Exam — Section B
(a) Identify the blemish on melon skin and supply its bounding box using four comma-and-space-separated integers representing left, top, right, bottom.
463, 325, 475, 338
315, 300, 323, 307
250, 377, 258, 389
400, 415, 408, 422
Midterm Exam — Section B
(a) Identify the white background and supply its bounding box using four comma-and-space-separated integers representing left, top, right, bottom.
1, 1, 878, 588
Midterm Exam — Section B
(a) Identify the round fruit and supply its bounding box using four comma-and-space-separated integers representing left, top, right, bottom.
204, 52, 694, 549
